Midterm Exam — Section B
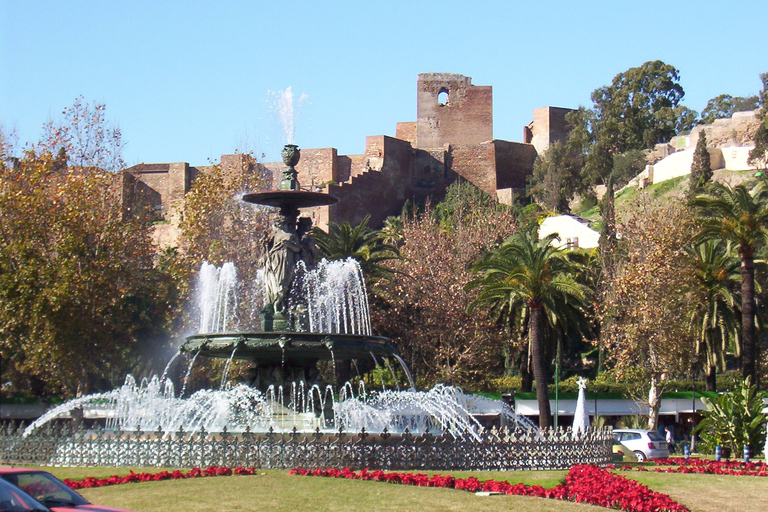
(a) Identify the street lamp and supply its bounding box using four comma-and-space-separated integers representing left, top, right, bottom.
690, 355, 699, 452
554, 341, 561, 430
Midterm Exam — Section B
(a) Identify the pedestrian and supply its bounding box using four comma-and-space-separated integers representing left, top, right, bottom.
665, 426, 676, 453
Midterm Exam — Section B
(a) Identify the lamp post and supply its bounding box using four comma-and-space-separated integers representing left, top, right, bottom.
554, 341, 560, 430
690, 355, 698, 453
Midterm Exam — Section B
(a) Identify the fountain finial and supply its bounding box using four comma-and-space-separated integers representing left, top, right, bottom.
279, 144, 301, 191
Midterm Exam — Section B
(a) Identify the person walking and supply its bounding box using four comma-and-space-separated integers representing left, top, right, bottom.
665, 426, 676, 454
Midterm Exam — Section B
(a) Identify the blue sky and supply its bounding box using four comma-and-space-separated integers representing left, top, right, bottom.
2, 0, 766, 167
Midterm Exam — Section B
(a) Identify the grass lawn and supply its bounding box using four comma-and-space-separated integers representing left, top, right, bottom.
20, 465, 767, 512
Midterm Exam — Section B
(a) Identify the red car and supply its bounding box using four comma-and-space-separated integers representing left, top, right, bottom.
0, 467, 132, 512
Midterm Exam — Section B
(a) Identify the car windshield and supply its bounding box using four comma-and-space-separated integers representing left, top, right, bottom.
0, 477, 50, 511
648, 431, 665, 441
1, 472, 89, 508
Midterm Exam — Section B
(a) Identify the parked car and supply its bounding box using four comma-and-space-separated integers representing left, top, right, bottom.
0, 476, 50, 511
613, 428, 669, 461
611, 439, 639, 463
0, 467, 133, 512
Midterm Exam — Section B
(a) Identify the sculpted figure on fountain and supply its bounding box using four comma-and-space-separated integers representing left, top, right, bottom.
263, 209, 301, 317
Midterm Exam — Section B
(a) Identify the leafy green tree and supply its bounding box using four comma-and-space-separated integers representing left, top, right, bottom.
567, 61, 693, 188
748, 73, 768, 169
700, 94, 759, 124
688, 132, 712, 200
610, 149, 646, 189
311, 215, 400, 285
686, 240, 741, 391
466, 230, 590, 429
692, 182, 768, 384
695, 377, 766, 457
527, 142, 581, 212
0, 151, 168, 397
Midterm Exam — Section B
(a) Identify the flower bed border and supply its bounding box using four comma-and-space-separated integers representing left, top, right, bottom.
290, 464, 689, 512
620, 457, 768, 477
64, 463, 692, 512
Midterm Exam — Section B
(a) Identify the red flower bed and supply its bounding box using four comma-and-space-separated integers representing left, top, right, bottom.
620, 458, 768, 477
64, 466, 257, 490
290, 465, 689, 512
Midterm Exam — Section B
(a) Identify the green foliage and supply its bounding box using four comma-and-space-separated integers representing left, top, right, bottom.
611, 150, 647, 189
688, 132, 712, 200
691, 181, 768, 382
566, 60, 690, 188
616, 415, 650, 429
311, 215, 400, 285
370, 182, 518, 389
685, 240, 740, 391
694, 377, 767, 456
466, 230, 591, 427
749, 72, 768, 168
700, 93, 759, 124
0, 151, 173, 397
527, 142, 582, 212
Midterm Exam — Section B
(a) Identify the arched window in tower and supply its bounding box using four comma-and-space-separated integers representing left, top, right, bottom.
437, 89, 449, 106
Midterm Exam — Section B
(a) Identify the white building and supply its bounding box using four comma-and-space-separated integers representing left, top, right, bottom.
539, 215, 600, 250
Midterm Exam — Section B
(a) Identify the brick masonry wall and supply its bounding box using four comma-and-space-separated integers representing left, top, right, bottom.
530, 106, 574, 154
328, 136, 416, 227
450, 143, 498, 196
295, 147, 337, 191
416, 73, 493, 149
396, 122, 417, 145
494, 140, 537, 190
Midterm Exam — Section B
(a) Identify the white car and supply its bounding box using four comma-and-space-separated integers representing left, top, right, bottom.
613, 428, 669, 461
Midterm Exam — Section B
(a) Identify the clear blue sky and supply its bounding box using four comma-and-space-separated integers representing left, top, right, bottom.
2, 0, 766, 167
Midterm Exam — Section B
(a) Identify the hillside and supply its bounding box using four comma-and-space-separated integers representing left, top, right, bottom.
573, 169, 759, 230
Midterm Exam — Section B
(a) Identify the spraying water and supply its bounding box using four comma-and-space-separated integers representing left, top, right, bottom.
269, 87, 308, 145
197, 262, 238, 333
299, 258, 372, 335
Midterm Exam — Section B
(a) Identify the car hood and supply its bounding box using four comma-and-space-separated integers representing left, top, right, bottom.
48, 505, 134, 512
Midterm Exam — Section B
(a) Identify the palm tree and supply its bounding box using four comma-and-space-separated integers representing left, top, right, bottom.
686, 240, 741, 391
692, 182, 768, 384
466, 230, 589, 429
311, 215, 400, 284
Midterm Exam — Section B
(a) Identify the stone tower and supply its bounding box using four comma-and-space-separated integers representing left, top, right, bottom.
416, 73, 493, 149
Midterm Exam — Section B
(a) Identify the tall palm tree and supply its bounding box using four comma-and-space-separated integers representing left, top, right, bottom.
686, 240, 741, 391
692, 182, 768, 384
466, 230, 589, 429
311, 215, 400, 284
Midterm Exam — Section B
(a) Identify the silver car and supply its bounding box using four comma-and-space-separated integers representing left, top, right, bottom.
613, 428, 669, 461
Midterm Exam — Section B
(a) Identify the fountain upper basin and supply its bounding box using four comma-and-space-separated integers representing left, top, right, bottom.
242, 190, 338, 209
181, 332, 395, 365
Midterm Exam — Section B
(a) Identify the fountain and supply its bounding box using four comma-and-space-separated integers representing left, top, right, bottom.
180, 144, 399, 399
2, 144, 614, 470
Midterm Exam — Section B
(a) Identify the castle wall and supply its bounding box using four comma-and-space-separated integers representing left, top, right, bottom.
295, 147, 337, 190
416, 73, 493, 149
450, 143, 498, 196
396, 122, 417, 145
528, 106, 574, 154
494, 140, 538, 191
328, 135, 416, 228
122, 73, 567, 238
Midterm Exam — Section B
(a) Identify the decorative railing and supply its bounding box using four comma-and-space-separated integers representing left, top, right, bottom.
0, 423, 613, 470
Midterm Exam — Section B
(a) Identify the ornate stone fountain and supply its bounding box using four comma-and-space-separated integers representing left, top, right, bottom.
180, 144, 396, 392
